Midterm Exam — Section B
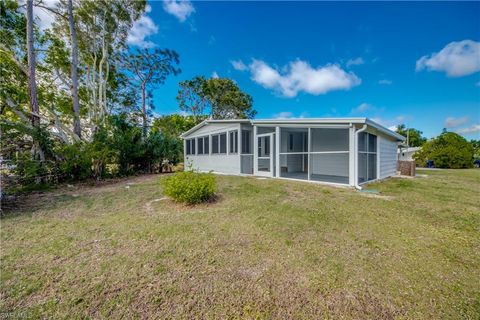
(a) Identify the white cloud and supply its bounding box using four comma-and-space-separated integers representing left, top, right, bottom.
445, 116, 469, 128
163, 0, 195, 23
416, 40, 480, 77
371, 115, 408, 130
127, 9, 158, 48
273, 112, 294, 119
211, 71, 219, 79
273, 111, 308, 119
208, 35, 216, 45
346, 57, 364, 67
352, 102, 372, 113
378, 79, 392, 85
388, 125, 398, 131
248, 59, 361, 97
456, 124, 480, 135
231, 59, 247, 71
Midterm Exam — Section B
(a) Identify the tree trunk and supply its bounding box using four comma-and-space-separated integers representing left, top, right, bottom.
141, 82, 147, 137
26, 0, 45, 162
26, 0, 39, 127
67, 0, 81, 139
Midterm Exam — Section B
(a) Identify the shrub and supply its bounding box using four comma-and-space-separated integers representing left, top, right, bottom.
162, 171, 216, 204
57, 143, 92, 181
414, 132, 474, 168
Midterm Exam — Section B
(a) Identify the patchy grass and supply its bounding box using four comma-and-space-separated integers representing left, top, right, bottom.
1, 170, 479, 319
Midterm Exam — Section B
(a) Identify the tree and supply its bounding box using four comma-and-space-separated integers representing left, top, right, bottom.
395, 124, 426, 147
204, 78, 256, 119
414, 132, 474, 168
470, 140, 480, 159
123, 48, 181, 136
25, 0, 39, 128
176, 76, 208, 122
67, 0, 81, 138
152, 114, 204, 138
176, 76, 256, 120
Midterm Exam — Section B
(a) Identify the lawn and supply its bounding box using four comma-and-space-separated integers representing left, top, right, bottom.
1, 169, 479, 319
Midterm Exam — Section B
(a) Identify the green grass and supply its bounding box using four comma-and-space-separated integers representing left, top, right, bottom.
1, 170, 479, 319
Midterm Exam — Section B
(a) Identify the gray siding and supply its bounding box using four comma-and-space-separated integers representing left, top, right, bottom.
379, 136, 398, 179
186, 154, 240, 174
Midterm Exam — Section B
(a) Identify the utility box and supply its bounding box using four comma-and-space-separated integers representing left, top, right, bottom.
397, 160, 416, 176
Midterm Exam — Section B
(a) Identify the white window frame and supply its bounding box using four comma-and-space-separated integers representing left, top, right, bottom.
197, 136, 209, 155
211, 132, 227, 155
229, 130, 238, 154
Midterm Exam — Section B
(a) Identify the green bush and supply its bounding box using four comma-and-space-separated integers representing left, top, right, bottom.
162, 171, 216, 204
57, 143, 92, 181
414, 132, 474, 168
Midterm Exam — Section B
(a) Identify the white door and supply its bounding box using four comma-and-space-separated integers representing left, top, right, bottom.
256, 133, 274, 177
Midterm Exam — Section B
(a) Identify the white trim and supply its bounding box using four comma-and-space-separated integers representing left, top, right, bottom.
253, 126, 258, 174
307, 127, 311, 181
354, 124, 368, 189
348, 124, 355, 186
255, 132, 274, 177
275, 126, 280, 178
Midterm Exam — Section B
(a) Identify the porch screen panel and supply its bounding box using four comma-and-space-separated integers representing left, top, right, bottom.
197, 137, 204, 154
310, 153, 349, 184
220, 133, 227, 153
204, 136, 209, 154
358, 132, 377, 184
241, 130, 252, 154
258, 158, 270, 172
309, 128, 349, 184
212, 135, 219, 154
279, 128, 309, 180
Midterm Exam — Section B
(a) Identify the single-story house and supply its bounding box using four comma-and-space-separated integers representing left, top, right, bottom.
398, 146, 421, 161
180, 118, 405, 188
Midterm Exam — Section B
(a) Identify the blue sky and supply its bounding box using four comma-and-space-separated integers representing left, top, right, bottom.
127, 1, 480, 139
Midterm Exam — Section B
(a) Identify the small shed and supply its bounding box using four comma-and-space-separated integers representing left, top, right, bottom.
181, 118, 405, 187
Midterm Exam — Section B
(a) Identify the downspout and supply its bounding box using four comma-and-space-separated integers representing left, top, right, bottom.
354, 124, 368, 190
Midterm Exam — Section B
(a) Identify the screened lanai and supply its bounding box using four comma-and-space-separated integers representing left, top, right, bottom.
181, 118, 404, 187
278, 127, 350, 184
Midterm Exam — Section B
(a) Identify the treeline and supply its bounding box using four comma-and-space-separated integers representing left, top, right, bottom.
0, 0, 256, 190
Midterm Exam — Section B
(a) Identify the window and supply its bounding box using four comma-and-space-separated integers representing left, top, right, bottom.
197, 136, 209, 155
211, 133, 227, 154
212, 135, 219, 154
241, 130, 252, 154
229, 131, 238, 154
220, 133, 227, 153
186, 139, 195, 155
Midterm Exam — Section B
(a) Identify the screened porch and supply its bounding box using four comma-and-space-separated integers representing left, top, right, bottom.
278, 127, 350, 184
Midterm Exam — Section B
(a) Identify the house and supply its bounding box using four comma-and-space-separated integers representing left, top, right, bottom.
180, 118, 405, 188
398, 146, 421, 161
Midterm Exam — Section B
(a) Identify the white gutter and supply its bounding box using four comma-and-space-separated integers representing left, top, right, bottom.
354, 124, 368, 190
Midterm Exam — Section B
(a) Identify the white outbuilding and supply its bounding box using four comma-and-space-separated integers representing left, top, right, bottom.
181, 118, 405, 188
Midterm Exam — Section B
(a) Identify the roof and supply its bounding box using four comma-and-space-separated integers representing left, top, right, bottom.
181, 118, 406, 141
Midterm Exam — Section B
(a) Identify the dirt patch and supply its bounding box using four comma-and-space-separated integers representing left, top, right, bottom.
357, 193, 394, 200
